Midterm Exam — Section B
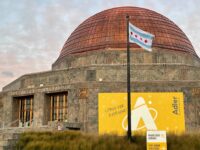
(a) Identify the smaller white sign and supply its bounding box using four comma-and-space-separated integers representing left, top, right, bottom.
147, 130, 166, 142
147, 130, 167, 150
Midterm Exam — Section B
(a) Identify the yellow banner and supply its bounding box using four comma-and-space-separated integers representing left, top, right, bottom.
98, 92, 185, 135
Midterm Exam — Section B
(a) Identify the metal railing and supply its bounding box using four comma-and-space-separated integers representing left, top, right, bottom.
0, 119, 34, 130
0, 119, 19, 129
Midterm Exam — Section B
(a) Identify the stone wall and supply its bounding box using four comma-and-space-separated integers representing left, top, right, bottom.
1, 78, 200, 132
1, 49, 200, 133
82, 81, 200, 133
3, 63, 200, 92
0, 93, 3, 127
52, 48, 200, 70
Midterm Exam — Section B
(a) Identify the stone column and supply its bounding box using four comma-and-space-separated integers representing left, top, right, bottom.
67, 89, 79, 123
86, 88, 98, 133
2, 93, 13, 127
33, 92, 45, 127
78, 88, 89, 132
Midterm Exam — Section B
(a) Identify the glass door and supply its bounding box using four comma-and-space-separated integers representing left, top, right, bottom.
19, 96, 33, 127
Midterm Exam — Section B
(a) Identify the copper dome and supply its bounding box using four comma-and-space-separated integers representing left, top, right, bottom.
56, 6, 197, 62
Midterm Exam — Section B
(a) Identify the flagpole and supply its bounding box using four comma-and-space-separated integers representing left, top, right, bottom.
126, 15, 132, 140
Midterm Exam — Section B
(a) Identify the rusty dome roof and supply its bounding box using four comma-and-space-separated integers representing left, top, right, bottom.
56, 6, 197, 63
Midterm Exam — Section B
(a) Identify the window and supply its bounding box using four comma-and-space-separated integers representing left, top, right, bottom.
17, 96, 33, 127
50, 92, 67, 122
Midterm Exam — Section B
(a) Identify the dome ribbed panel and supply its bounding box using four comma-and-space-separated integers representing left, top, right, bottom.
56, 6, 197, 62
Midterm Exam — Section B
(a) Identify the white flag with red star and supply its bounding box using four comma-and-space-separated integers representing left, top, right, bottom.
129, 22, 154, 51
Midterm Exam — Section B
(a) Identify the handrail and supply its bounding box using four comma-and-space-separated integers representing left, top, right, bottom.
0, 119, 35, 129
1, 119, 19, 129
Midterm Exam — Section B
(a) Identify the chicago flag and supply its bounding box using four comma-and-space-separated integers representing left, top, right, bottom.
129, 22, 154, 51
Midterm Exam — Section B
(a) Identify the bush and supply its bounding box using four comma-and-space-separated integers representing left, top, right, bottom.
15, 131, 200, 150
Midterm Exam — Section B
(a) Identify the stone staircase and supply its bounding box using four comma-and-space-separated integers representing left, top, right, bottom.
0, 129, 21, 150
0, 126, 54, 150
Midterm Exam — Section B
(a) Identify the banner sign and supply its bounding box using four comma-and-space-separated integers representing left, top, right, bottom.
98, 92, 185, 135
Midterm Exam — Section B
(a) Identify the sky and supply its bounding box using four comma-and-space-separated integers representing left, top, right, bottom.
0, 0, 200, 90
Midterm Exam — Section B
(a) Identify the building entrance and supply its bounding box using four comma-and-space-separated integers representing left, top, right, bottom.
18, 96, 33, 127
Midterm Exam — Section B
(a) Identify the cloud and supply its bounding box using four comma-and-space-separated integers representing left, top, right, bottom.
0, 0, 199, 90
1, 71, 14, 77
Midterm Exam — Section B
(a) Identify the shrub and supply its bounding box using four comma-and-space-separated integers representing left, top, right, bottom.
16, 131, 200, 150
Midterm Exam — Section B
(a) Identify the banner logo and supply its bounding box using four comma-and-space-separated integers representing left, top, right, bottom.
122, 97, 157, 131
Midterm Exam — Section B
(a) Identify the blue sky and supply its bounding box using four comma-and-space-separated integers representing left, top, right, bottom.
0, 0, 200, 89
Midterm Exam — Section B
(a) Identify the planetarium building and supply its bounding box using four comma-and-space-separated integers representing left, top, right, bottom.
0, 7, 200, 133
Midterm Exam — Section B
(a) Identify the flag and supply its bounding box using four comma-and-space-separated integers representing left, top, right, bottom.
129, 22, 154, 51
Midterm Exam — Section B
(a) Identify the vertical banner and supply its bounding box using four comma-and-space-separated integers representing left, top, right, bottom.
98, 92, 185, 135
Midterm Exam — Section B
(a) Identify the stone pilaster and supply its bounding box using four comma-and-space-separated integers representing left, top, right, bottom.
33, 92, 45, 127
67, 89, 79, 123
3, 94, 13, 127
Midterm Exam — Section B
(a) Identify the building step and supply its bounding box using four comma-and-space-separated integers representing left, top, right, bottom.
0, 126, 55, 149
0, 140, 8, 147
0, 133, 20, 141
0, 145, 16, 150
0, 130, 21, 150
0, 138, 18, 149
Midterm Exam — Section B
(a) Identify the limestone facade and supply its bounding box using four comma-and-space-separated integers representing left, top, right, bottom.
0, 49, 200, 133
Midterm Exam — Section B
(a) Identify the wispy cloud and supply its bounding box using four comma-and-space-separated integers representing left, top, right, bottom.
0, 0, 199, 90
1, 71, 14, 78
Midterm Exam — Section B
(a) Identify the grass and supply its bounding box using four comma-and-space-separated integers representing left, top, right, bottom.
16, 131, 200, 150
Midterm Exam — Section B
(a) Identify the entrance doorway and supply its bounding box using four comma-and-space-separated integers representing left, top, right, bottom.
17, 96, 34, 127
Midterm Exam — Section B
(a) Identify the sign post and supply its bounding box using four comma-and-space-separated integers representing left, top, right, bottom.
126, 15, 132, 140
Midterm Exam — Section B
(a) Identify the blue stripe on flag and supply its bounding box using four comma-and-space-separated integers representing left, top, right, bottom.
129, 25, 153, 39
129, 36, 151, 49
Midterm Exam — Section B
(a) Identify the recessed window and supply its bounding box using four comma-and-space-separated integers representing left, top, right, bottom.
14, 96, 34, 127
49, 92, 67, 122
